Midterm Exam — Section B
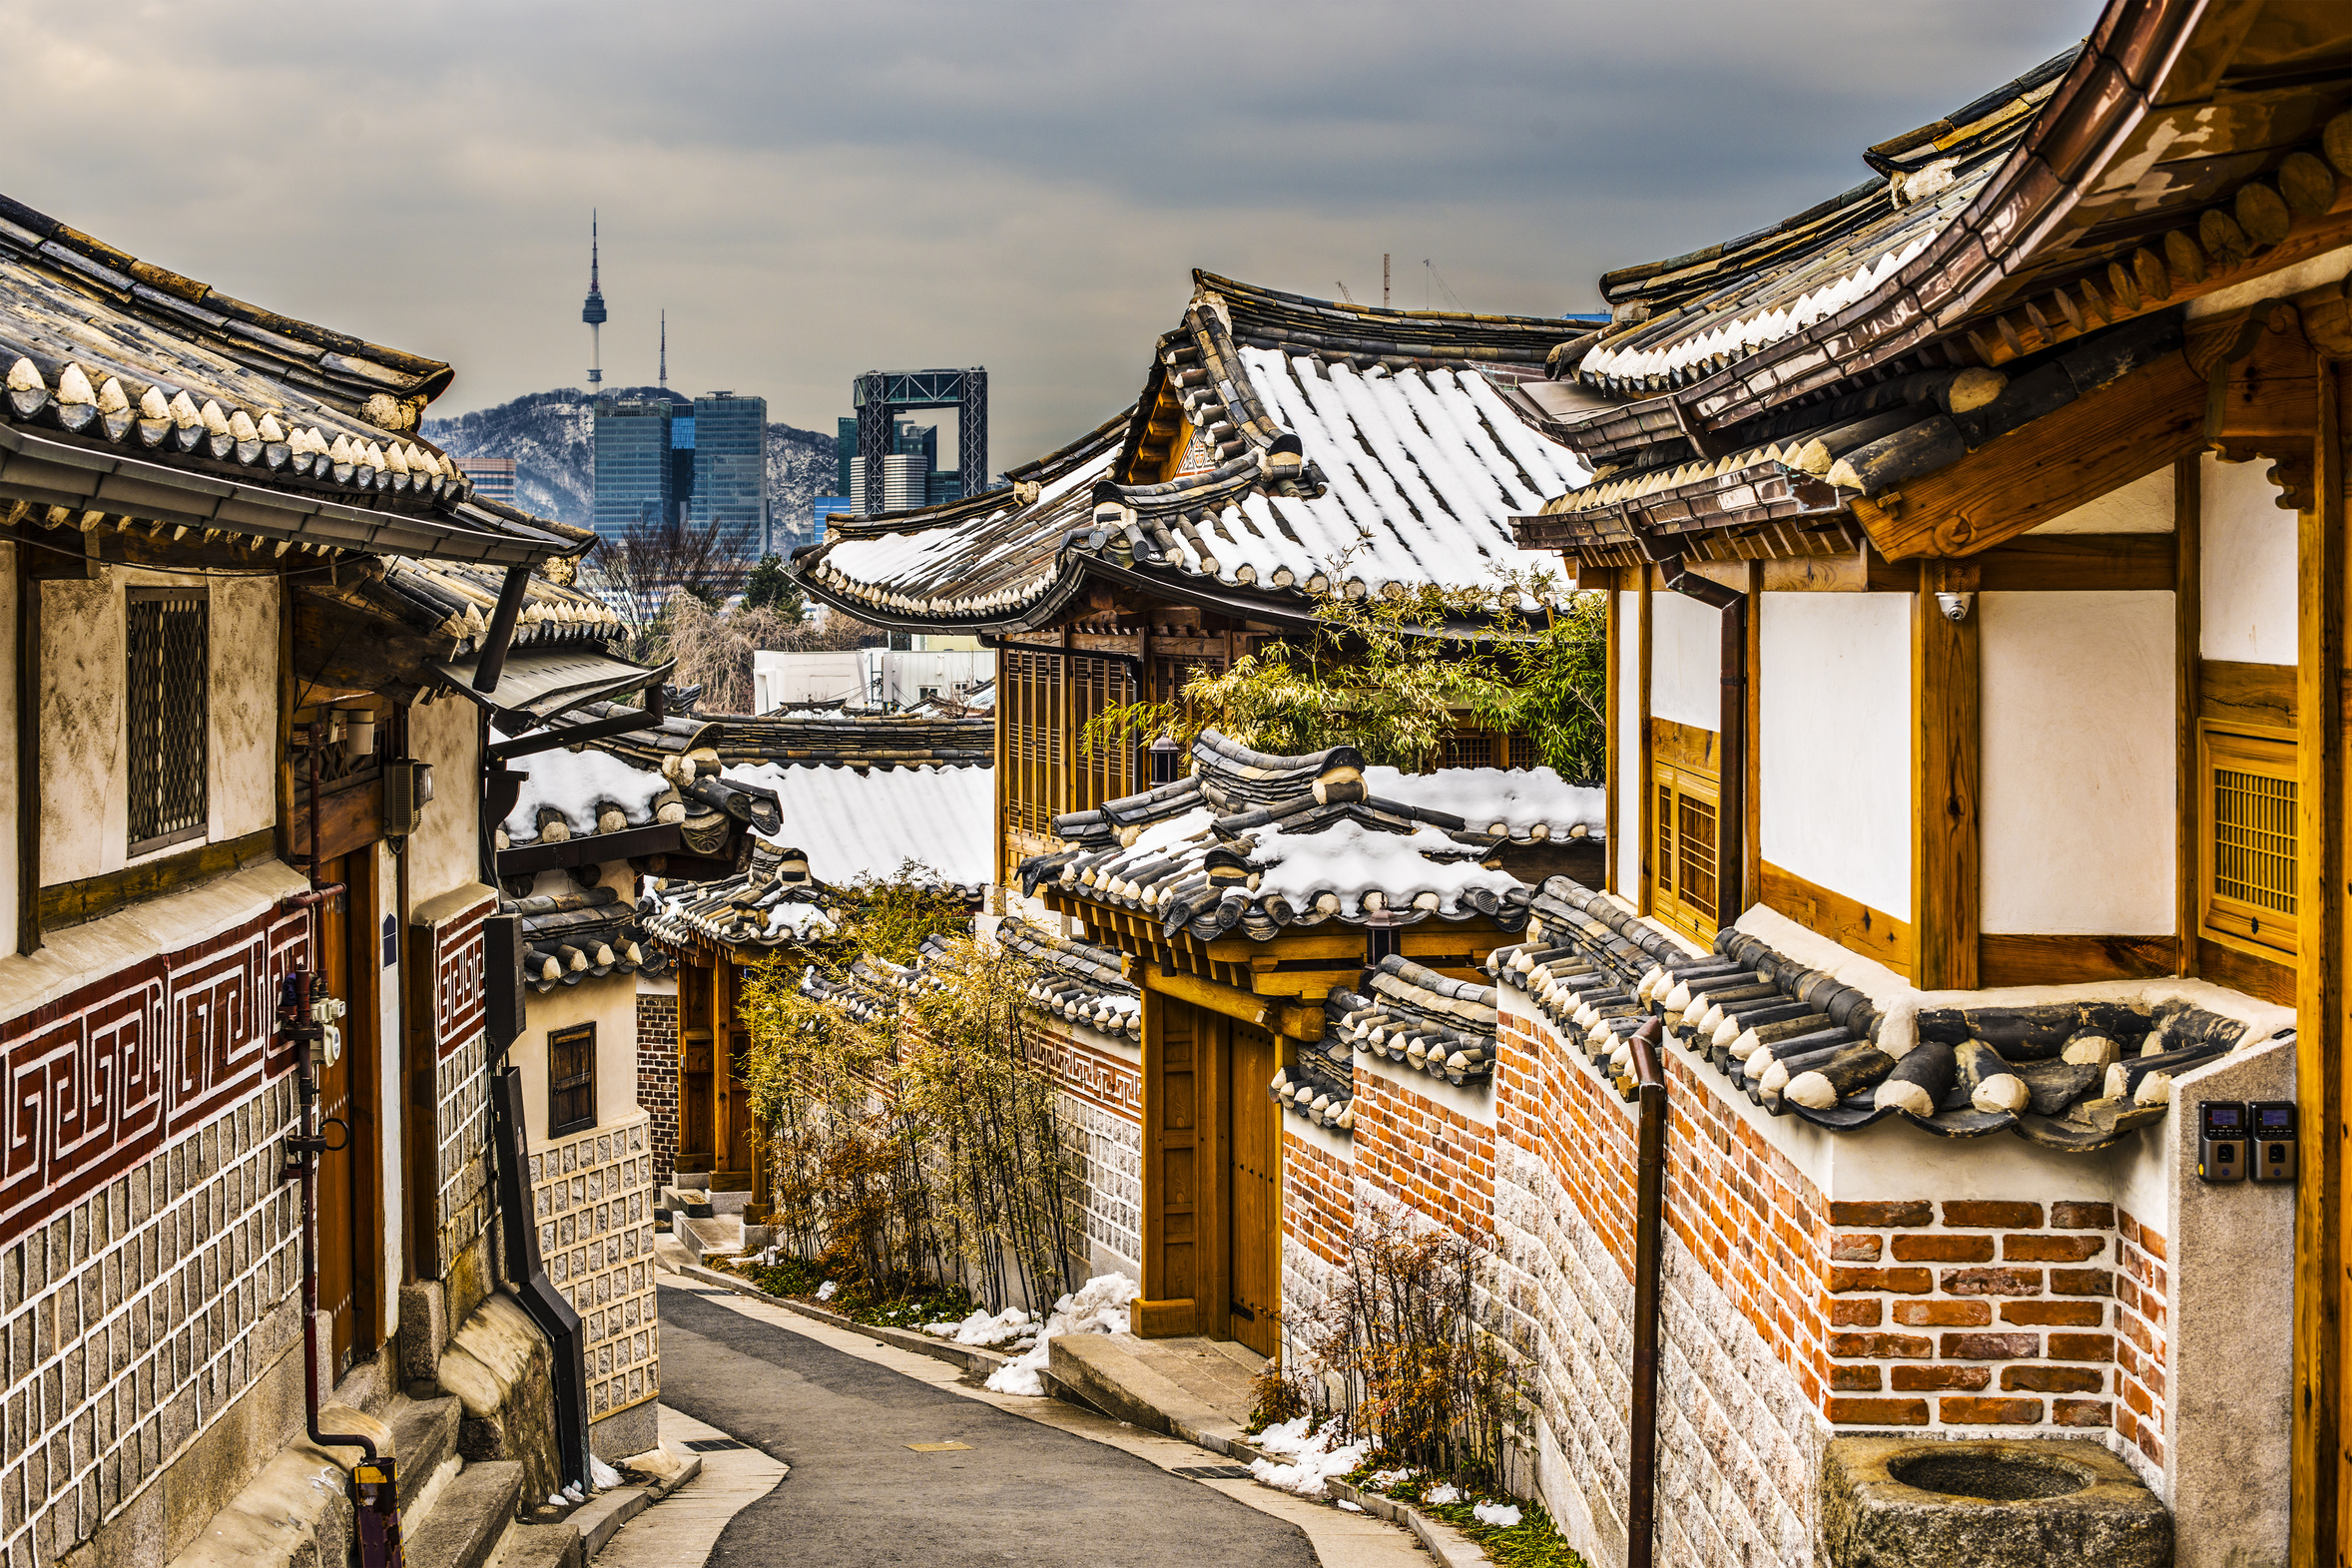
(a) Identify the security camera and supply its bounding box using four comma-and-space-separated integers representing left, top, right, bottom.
1936, 591, 1974, 623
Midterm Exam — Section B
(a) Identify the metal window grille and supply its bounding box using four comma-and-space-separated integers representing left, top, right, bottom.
549, 1022, 597, 1138
127, 589, 209, 855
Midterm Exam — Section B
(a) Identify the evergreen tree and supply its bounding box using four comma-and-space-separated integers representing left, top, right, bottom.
742, 553, 802, 617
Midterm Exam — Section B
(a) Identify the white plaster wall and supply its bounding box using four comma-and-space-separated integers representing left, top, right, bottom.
37, 566, 279, 887
2201, 452, 2296, 666
2026, 463, 2174, 533
1758, 593, 1911, 917
1980, 591, 2175, 933
512, 969, 643, 1148
1650, 588, 1720, 731
1616, 591, 1641, 894
406, 695, 483, 904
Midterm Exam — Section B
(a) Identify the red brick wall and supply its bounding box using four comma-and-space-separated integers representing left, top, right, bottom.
1821, 1199, 2122, 1434
1351, 1068, 1494, 1239
1283, 1126, 1353, 1267
2114, 1208, 2169, 1467
636, 992, 679, 1187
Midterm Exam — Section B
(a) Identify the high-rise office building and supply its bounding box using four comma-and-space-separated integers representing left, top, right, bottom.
454, 456, 516, 505
840, 417, 947, 516
591, 397, 677, 542
691, 392, 769, 555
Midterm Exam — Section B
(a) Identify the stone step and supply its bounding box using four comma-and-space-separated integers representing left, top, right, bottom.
489, 1519, 586, 1568
386, 1394, 461, 1517
1047, 1333, 1251, 1451
404, 1459, 523, 1568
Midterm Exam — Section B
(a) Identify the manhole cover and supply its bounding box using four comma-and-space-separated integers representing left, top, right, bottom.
683, 1438, 748, 1452
905, 1441, 972, 1452
1173, 1465, 1254, 1479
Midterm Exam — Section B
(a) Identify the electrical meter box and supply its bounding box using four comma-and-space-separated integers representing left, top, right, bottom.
2198, 1100, 2248, 1184
2250, 1100, 2297, 1185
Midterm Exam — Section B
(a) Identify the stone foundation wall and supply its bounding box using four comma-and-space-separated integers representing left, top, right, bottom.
529, 1110, 660, 1454
1026, 1020, 1143, 1282
635, 992, 679, 1188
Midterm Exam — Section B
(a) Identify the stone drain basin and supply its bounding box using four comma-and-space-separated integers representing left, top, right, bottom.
1821, 1437, 2171, 1566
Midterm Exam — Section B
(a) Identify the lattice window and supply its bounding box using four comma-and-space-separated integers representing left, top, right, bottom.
1651, 759, 1719, 943
127, 588, 209, 855
2201, 724, 2297, 961
550, 1022, 598, 1138
1441, 732, 1496, 771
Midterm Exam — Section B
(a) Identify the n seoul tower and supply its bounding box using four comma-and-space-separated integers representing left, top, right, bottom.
582, 211, 608, 385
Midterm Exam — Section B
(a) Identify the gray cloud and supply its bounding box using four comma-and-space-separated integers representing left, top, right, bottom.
2, 0, 2097, 470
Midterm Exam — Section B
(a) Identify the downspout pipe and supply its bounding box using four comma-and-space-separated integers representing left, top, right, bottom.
1625, 1015, 1668, 1568
470, 564, 533, 696
1662, 560, 1747, 928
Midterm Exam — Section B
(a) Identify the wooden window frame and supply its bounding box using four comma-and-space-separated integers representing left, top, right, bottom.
2197, 719, 2298, 964
125, 585, 210, 858
1651, 758, 1720, 945
549, 1021, 598, 1139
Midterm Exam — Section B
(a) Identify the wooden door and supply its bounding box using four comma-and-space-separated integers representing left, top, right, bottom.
1147, 996, 1205, 1316
314, 854, 358, 1374
725, 1031, 753, 1178
1227, 1022, 1282, 1357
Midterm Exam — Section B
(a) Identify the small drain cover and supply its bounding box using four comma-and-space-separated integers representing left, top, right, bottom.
905, 1441, 972, 1452
684, 1438, 748, 1452
1173, 1465, 1254, 1479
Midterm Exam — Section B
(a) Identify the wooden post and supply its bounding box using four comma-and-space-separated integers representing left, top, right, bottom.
2174, 456, 2201, 975
993, 648, 1010, 888
1604, 569, 1620, 895
2293, 356, 2346, 1568
13, 533, 37, 955
1744, 559, 1763, 913
1636, 571, 1653, 916
1059, 626, 1076, 823
1912, 559, 1981, 990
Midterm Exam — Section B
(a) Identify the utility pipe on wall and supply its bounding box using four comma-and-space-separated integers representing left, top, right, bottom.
1663, 562, 1748, 928
1625, 1014, 1668, 1568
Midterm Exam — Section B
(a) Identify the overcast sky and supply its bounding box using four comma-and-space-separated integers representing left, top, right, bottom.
4, 1, 2097, 468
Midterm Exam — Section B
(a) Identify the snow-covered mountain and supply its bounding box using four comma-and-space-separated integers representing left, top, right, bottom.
423, 385, 838, 551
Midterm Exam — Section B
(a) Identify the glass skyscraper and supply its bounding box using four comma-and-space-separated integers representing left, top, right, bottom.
690, 392, 769, 555
591, 398, 678, 543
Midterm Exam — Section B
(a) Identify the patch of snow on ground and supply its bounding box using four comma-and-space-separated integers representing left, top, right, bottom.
816, 1281, 837, 1301
981, 1273, 1135, 1396
1366, 1467, 1419, 1490
1424, 1483, 1463, 1505
1472, 1500, 1522, 1527
589, 1454, 623, 1490
1247, 1417, 1368, 1501
1337, 1499, 1365, 1513
925, 1306, 1036, 1348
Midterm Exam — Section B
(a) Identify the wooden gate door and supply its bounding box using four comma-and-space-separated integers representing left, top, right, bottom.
1145, 996, 1208, 1322
314, 854, 359, 1374
1227, 1022, 1282, 1357
725, 1030, 753, 1180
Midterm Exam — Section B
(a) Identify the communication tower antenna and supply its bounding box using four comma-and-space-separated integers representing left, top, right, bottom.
582, 211, 608, 385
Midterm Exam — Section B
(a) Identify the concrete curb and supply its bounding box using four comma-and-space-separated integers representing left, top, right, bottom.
672, 1263, 1014, 1382
571, 1447, 705, 1559
1208, 1432, 1485, 1568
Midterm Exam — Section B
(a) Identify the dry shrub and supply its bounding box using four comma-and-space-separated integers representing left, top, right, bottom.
1309, 1203, 1526, 1487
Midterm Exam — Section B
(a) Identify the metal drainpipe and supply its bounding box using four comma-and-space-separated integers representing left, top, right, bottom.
1664, 562, 1747, 927
1625, 1014, 1668, 1568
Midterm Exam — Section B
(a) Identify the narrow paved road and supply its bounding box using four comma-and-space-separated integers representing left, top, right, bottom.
657, 1283, 1321, 1568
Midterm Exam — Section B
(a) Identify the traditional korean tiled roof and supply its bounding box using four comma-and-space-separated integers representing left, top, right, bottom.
1530, 2, 2352, 523
640, 841, 841, 954
1018, 729, 1605, 940
497, 701, 992, 890
793, 270, 1589, 632
995, 916, 1141, 1042
0, 192, 583, 566
500, 883, 673, 993
1486, 876, 2293, 1153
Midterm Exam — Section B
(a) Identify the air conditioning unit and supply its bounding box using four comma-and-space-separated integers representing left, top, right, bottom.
384, 759, 435, 837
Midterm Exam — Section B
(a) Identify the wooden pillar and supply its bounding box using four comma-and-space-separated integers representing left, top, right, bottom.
1912, 559, 1981, 990
992, 647, 1010, 887
1744, 559, 1763, 912
1604, 568, 1620, 895
13, 532, 37, 955
2174, 456, 2202, 975
1636, 570, 1653, 915
2293, 355, 2346, 1568
1058, 626, 1075, 822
